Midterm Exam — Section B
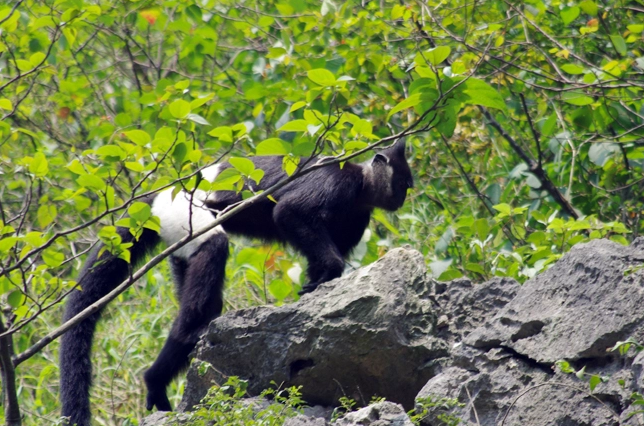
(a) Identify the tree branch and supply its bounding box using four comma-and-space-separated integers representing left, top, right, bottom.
0, 311, 20, 425
480, 107, 579, 219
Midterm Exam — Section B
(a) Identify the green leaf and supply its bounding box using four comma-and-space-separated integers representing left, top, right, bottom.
438, 269, 463, 281
560, 6, 580, 25
13, 305, 27, 319
576, 365, 586, 379
555, 360, 575, 374
424, 46, 451, 65
409, 78, 436, 95
125, 162, 145, 172
282, 156, 299, 176
579, 1, 598, 16
15, 59, 32, 72
352, 119, 372, 136
7, 290, 24, 308
436, 99, 459, 137
24, 232, 43, 248
465, 263, 486, 275
609, 35, 627, 56
175, 80, 190, 90
562, 92, 594, 106
0, 237, 17, 253
30, 52, 46, 66
208, 126, 233, 142
76, 174, 106, 191
473, 218, 490, 239
190, 93, 215, 110
249, 168, 264, 184
0, 98, 12, 110
269, 279, 292, 300
278, 119, 309, 132
37, 204, 57, 228
345, 141, 368, 151
307, 69, 336, 87
560, 64, 584, 75
493, 203, 512, 215
29, 152, 49, 177
212, 168, 242, 190
229, 157, 256, 175
0, 225, 15, 235
387, 94, 422, 120
0, 277, 10, 295
266, 47, 286, 59
62, 27, 76, 46
292, 142, 314, 156
290, 101, 307, 112
256, 138, 290, 156
187, 113, 210, 125
415, 66, 437, 79
124, 130, 151, 146
128, 202, 151, 222
589, 375, 601, 392
461, 78, 506, 110
32, 16, 57, 29
96, 145, 126, 160
169, 99, 191, 119
42, 247, 65, 267
588, 143, 619, 166
541, 113, 558, 138
373, 210, 400, 236
172, 143, 187, 164
429, 259, 452, 277
61, 7, 80, 22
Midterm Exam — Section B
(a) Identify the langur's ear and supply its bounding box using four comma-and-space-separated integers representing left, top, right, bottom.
393, 138, 406, 156
373, 153, 389, 165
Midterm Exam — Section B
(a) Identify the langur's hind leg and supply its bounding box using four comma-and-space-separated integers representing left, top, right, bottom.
143, 232, 228, 411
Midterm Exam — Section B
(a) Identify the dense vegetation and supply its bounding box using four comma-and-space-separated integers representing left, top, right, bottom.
0, 0, 642, 424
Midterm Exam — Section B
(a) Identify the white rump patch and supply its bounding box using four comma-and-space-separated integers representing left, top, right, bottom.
151, 164, 225, 259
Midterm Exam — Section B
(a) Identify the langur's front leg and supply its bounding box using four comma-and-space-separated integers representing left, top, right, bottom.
274, 205, 344, 294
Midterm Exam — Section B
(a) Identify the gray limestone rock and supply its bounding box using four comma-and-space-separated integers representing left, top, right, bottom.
334, 401, 414, 426
283, 414, 329, 426
434, 277, 518, 343
419, 238, 644, 425
180, 248, 447, 410
466, 239, 644, 362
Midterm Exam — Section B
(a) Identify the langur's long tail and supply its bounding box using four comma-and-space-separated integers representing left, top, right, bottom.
59, 227, 160, 426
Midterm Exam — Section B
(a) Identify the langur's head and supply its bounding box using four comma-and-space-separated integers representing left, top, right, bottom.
368, 138, 414, 211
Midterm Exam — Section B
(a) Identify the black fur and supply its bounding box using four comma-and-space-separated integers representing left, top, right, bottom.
59, 140, 412, 426
143, 233, 228, 411
60, 227, 160, 425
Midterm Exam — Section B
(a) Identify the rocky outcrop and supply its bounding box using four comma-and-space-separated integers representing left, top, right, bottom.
143, 238, 644, 426
433, 277, 518, 344
180, 248, 448, 411
420, 239, 644, 426
334, 401, 414, 426
466, 239, 644, 361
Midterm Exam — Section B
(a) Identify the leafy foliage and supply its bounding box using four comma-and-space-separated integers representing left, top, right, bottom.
410, 395, 464, 426
166, 376, 303, 426
0, 0, 642, 424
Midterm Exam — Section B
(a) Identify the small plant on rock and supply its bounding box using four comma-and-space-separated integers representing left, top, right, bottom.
167, 376, 303, 426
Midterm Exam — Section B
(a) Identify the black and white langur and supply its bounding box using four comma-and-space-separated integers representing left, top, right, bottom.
59, 139, 413, 426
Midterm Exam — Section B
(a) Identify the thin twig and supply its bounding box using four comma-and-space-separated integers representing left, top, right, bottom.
500, 381, 620, 425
